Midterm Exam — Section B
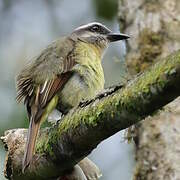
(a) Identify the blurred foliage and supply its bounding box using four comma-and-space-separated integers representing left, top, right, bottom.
2, 0, 12, 10
92, 0, 118, 20
0, 110, 27, 136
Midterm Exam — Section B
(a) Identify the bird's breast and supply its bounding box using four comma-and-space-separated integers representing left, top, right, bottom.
58, 42, 105, 113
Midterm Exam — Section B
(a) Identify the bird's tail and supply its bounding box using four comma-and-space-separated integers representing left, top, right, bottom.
22, 118, 41, 173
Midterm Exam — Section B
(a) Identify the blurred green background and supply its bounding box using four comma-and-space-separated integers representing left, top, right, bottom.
0, 0, 134, 179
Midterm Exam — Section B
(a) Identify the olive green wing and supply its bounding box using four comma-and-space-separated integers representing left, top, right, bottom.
16, 37, 76, 121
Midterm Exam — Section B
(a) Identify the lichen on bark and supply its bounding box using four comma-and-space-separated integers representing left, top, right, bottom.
118, 0, 180, 179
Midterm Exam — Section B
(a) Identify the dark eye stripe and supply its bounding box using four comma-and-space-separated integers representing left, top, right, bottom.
89, 24, 111, 34
90, 25, 100, 32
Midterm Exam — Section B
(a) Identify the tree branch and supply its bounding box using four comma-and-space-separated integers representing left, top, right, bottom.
1, 50, 180, 179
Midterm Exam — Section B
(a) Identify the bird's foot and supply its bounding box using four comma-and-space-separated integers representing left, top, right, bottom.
48, 109, 63, 125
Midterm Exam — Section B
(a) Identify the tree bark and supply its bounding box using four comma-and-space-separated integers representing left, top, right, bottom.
118, 0, 180, 179
1, 49, 180, 179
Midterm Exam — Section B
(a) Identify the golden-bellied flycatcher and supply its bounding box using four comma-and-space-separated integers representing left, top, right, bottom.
16, 22, 129, 173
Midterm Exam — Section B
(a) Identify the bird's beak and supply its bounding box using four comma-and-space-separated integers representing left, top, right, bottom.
107, 33, 130, 42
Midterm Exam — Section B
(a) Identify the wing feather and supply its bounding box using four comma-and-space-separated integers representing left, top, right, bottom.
16, 37, 76, 120
16, 37, 77, 170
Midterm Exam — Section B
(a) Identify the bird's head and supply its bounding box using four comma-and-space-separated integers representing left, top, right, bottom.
71, 22, 130, 51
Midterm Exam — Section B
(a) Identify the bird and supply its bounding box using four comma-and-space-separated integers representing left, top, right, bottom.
16, 22, 129, 174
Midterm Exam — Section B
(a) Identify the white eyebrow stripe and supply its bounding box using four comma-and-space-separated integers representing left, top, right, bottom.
74, 22, 110, 31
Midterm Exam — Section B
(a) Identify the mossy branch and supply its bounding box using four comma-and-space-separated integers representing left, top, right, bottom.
1, 50, 180, 179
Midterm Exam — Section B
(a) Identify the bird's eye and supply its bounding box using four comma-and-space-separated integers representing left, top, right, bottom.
90, 25, 100, 32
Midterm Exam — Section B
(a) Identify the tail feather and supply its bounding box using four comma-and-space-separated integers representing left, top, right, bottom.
22, 118, 41, 173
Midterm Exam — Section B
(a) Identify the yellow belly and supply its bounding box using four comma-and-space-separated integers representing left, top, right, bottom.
58, 41, 105, 113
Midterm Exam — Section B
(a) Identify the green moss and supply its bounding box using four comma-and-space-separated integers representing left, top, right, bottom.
35, 50, 180, 157
140, 29, 163, 60
36, 129, 56, 159
57, 50, 179, 131
114, 50, 180, 111
129, 28, 164, 73
143, 0, 161, 12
